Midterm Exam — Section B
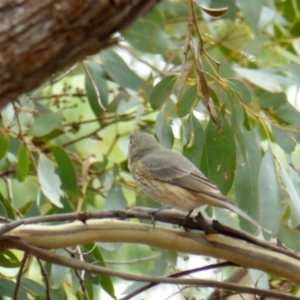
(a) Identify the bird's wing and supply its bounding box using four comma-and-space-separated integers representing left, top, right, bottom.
140, 150, 221, 197
140, 150, 264, 230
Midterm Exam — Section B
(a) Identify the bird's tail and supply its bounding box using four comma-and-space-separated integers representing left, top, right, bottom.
194, 189, 269, 233
222, 200, 268, 232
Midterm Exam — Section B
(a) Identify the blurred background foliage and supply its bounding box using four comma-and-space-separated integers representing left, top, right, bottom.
1, 0, 300, 299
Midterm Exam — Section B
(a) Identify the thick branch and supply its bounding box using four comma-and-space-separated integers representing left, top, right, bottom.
3, 237, 298, 300
0, 208, 298, 260
5, 219, 300, 284
0, 0, 160, 107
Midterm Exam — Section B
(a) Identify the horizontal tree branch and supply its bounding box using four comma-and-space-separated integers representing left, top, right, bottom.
3, 237, 299, 300
4, 217, 300, 285
0, 208, 298, 261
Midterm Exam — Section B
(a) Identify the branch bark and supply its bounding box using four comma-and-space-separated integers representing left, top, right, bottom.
3, 237, 298, 300
0, 0, 160, 108
5, 219, 300, 285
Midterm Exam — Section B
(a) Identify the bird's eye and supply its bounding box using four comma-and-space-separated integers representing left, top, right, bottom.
129, 137, 133, 145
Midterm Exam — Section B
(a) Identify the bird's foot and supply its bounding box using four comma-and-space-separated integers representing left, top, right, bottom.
149, 206, 172, 228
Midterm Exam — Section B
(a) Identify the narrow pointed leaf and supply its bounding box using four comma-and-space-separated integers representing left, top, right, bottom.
150, 75, 178, 110
51, 146, 79, 198
258, 147, 280, 235
201, 118, 236, 195
17, 144, 29, 182
38, 154, 63, 208
280, 166, 300, 228
155, 112, 174, 149
234, 129, 262, 233
0, 134, 9, 160
177, 85, 198, 117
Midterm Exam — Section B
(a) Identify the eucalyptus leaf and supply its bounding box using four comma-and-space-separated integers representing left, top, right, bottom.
104, 185, 127, 210
85, 61, 108, 116
258, 147, 281, 235
38, 154, 64, 208
100, 50, 145, 91
155, 112, 174, 149
0, 134, 9, 160
17, 144, 29, 182
51, 146, 79, 198
234, 129, 262, 233
177, 84, 198, 117
183, 114, 204, 168
201, 118, 236, 195
150, 75, 178, 110
272, 126, 297, 153
280, 166, 300, 228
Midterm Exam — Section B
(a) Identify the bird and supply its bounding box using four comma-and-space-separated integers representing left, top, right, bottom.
128, 131, 262, 230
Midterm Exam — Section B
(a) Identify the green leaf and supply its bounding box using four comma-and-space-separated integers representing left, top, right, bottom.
0, 250, 20, 268
227, 79, 252, 105
272, 126, 297, 153
150, 75, 178, 110
30, 112, 63, 137
51, 146, 79, 198
155, 112, 174, 149
239, 0, 262, 32
274, 102, 300, 125
0, 278, 27, 299
234, 128, 262, 233
260, 92, 300, 125
85, 61, 108, 116
38, 154, 64, 208
259, 91, 286, 109
136, 192, 161, 209
280, 166, 300, 228
177, 85, 198, 117
183, 114, 204, 168
243, 35, 269, 57
50, 249, 69, 289
21, 278, 45, 296
0, 133, 9, 160
17, 144, 29, 182
258, 147, 280, 235
83, 244, 115, 299
201, 118, 236, 195
278, 224, 300, 253
123, 8, 168, 54
100, 50, 145, 91
0, 192, 15, 219
0, 199, 7, 218
226, 90, 247, 157
234, 68, 282, 93
104, 185, 127, 210
116, 95, 141, 115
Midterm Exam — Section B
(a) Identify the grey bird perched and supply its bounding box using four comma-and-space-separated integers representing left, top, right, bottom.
128, 131, 262, 230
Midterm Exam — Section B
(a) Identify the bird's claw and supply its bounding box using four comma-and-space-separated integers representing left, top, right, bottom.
149, 206, 172, 228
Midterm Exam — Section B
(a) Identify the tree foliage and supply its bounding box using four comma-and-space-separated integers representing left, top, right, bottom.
1, 0, 300, 299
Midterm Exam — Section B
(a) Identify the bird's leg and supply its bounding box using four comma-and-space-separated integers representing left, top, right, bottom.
195, 212, 218, 234
149, 206, 172, 228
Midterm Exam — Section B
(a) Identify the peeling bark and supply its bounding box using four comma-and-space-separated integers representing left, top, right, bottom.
0, 0, 160, 107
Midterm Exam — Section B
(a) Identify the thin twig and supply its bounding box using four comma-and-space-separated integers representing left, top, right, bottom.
119, 261, 235, 300
36, 258, 51, 300
13, 252, 29, 300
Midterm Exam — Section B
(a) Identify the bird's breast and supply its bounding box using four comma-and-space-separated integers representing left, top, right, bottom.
131, 161, 207, 212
